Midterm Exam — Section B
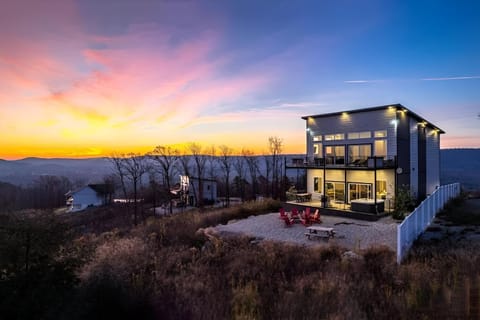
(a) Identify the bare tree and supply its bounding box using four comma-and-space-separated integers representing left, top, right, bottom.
102, 174, 116, 204
149, 145, 179, 214
218, 145, 234, 207
188, 142, 208, 208
121, 153, 149, 226
243, 148, 260, 200
31, 175, 72, 209
233, 153, 247, 202
262, 153, 272, 197
206, 144, 217, 181
108, 153, 128, 201
269, 136, 283, 199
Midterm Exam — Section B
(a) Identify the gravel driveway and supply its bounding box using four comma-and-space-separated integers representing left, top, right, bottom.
215, 212, 398, 251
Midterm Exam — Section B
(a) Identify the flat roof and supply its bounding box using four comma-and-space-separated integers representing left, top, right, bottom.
301, 103, 445, 133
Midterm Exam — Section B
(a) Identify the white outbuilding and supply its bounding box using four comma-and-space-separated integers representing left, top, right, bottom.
66, 184, 112, 212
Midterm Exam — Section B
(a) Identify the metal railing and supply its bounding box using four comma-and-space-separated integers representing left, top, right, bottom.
287, 156, 396, 169
397, 183, 461, 264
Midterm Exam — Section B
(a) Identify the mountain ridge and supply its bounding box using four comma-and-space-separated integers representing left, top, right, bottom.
0, 149, 478, 189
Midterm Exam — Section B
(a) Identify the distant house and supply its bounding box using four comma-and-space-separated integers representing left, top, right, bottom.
189, 177, 217, 206
170, 176, 218, 207
66, 184, 112, 212
287, 104, 444, 214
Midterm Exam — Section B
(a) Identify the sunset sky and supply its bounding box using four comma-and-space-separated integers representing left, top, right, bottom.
1, 0, 479, 160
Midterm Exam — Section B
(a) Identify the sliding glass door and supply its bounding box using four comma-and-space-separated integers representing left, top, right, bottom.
326, 182, 345, 203
348, 183, 372, 202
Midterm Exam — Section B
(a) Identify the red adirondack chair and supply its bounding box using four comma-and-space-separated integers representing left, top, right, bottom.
282, 216, 294, 227
279, 208, 288, 219
310, 209, 322, 223
291, 207, 299, 220
305, 207, 311, 219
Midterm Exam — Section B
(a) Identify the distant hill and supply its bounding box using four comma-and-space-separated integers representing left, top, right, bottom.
0, 149, 478, 190
441, 148, 480, 190
0, 157, 112, 186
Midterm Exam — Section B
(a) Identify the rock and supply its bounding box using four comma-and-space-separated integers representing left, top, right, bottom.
342, 250, 363, 261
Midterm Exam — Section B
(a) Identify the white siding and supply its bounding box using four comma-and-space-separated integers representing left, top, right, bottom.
346, 170, 374, 183
325, 169, 344, 181
70, 187, 103, 212
426, 127, 441, 195
306, 169, 324, 199
409, 118, 419, 197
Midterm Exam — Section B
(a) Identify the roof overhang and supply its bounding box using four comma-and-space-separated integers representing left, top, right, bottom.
302, 104, 445, 134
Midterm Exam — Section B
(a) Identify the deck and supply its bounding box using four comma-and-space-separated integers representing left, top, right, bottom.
283, 200, 390, 221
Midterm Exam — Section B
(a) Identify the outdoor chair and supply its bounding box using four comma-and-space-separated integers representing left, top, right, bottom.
296, 207, 311, 225
300, 210, 312, 226
279, 208, 288, 219
310, 209, 322, 223
290, 207, 300, 222
282, 216, 294, 227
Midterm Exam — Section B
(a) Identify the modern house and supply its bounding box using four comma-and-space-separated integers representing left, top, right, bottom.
287, 104, 444, 214
66, 184, 112, 212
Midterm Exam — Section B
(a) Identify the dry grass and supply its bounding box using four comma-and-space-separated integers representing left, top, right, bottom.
3, 198, 480, 319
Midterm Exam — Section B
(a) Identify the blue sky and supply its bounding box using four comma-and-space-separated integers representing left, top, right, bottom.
0, 0, 478, 159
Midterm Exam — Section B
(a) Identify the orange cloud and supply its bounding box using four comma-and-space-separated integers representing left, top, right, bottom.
0, 2, 303, 159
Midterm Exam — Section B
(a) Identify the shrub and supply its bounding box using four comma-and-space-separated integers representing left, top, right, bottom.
393, 186, 416, 220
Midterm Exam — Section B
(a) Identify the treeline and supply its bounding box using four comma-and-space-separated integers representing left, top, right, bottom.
108, 137, 293, 224
0, 176, 72, 212
0, 137, 302, 221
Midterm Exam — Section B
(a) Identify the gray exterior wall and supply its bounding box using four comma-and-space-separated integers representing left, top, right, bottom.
426, 126, 441, 195
409, 118, 419, 198
189, 178, 217, 202
396, 110, 411, 190
306, 108, 398, 161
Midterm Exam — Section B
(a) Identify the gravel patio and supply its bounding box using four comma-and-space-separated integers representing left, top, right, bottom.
215, 212, 398, 251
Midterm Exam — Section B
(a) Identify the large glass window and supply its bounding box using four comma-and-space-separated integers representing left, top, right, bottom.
325, 133, 345, 141
348, 183, 372, 202
325, 145, 345, 165
326, 182, 345, 203
376, 180, 387, 199
375, 130, 387, 138
348, 144, 371, 165
374, 140, 387, 158
313, 143, 323, 157
348, 131, 371, 139
313, 135, 322, 141
313, 177, 322, 192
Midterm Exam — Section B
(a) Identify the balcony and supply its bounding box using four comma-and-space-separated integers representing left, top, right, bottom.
287, 156, 396, 169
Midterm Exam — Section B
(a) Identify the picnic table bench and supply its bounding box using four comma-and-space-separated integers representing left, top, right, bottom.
305, 226, 336, 240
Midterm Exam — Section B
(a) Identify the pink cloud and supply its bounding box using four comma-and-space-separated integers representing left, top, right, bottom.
441, 136, 480, 148
0, 2, 285, 157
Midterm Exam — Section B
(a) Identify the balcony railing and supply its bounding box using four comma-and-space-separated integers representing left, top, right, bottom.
288, 156, 396, 169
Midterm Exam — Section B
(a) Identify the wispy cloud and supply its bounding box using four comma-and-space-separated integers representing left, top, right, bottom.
421, 76, 480, 81
269, 101, 326, 109
345, 75, 480, 83
344, 79, 385, 83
